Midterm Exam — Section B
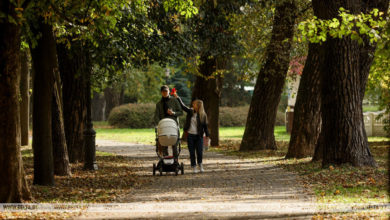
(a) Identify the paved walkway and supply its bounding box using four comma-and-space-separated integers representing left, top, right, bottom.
80, 140, 316, 219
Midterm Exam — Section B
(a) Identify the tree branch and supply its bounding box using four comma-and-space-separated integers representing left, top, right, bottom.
50, 3, 88, 27
83, 0, 93, 22
297, 2, 312, 18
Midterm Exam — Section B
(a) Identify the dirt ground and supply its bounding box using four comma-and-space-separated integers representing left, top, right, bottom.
79, 140, 316, 219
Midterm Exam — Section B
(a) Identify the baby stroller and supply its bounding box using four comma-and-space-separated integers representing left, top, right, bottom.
153, 118, 184, 176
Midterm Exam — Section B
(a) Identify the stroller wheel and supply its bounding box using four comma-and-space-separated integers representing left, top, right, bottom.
175, 167, 179, 176
153, 163, 156, 176
180, 162, 184, 175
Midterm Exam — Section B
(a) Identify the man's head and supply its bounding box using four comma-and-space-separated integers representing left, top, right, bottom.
161, 85, 169, 98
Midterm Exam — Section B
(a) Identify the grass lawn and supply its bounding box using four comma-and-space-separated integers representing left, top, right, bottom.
94, 125, 291, 144
363, 105, 381, 112
94, 121, 389, 144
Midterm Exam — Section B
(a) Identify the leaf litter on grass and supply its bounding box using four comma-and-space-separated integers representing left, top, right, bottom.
212, 140, 389, 217
14, 149, 151, 219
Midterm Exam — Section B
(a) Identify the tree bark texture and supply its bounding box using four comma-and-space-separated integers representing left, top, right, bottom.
312, 130, 324, 161
52, 53, 71, 176
312, 0, 389, 167
0, 0, 31, 202
92, 91, 105, 121
192, 55, 222, 147
31, 21, 55, 186
285, 44, 323, 158
240, 0, 297, 151
58, 42, 88, 163
20, 50, 30, 146
104, 87, 120, 120
321, 37, 376, 166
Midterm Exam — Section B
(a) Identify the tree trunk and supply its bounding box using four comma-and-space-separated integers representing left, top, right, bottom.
285, 44, 323, 158
52, 57, 71, 176
312, 0, 389, 167
119, 85, 125, 105
58, 42, 88, 163
92, 91, 105, 121
192, 55, 222, 147
0, 0, 31, 202
321, 36, 376, 167
104, 86, 120, 120
240, 0, 297, 151
30, 20, 55, 186
20, 50, 30, 146
312, 130, 324, 162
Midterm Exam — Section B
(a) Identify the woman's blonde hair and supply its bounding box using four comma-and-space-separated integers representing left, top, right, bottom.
195, 100, 207, 123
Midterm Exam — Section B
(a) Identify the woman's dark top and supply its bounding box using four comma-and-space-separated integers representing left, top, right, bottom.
176, 96, 210, 137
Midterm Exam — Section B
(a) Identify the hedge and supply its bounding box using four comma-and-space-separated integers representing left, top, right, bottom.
108, 103, 286, 128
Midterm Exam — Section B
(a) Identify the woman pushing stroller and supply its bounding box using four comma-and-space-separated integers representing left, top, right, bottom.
173, 91, 210, 173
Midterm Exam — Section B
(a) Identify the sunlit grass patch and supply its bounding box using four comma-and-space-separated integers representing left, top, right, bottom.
363, 105, 380, 112
93, 121, 113, 129
95, 125, 292, 144
95, 127, 156, 144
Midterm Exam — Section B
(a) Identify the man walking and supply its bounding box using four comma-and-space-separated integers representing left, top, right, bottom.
154, 85, 183, 157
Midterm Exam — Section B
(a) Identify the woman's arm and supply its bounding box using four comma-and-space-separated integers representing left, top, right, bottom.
175, 95, 191, 113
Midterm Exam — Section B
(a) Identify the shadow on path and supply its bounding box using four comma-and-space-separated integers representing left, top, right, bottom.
79, 140, 316, 219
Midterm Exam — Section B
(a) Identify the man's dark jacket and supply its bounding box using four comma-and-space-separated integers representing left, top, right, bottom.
154, 96, 183, 125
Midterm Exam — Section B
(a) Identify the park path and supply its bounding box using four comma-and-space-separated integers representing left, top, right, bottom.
80, 140, 316, 219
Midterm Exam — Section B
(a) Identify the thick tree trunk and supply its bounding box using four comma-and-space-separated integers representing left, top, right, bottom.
104, 87, 120, 119
285, 44, 323, 158
31, 20, 55, 186
312, 0, 388, 167
321, 37, 376, 167
192, 56, 222, 146
52, 59, 71, 176
0, 1, 31, 202
312, 131, 324, 161
20, 50, 30, 146
92, 91, 105, 121
240, 0, 297, 151
58, 42, 88, 163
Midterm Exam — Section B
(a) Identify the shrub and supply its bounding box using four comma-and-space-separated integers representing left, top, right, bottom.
219, 106, 285, 127
108, 103, 186, 128
219, 106, 249, 127
108, 103, 286, 128
108, 103, 155, 128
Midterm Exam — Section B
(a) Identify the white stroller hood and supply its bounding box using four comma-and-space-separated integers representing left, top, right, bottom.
157, 118, 179, 146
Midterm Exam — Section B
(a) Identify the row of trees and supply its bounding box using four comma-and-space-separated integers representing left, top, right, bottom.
103, 0, 388, 167
286, 0, 389, 167
0, 0, 388, 203
238, 0, 389, 168
0, 0, 199, 202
